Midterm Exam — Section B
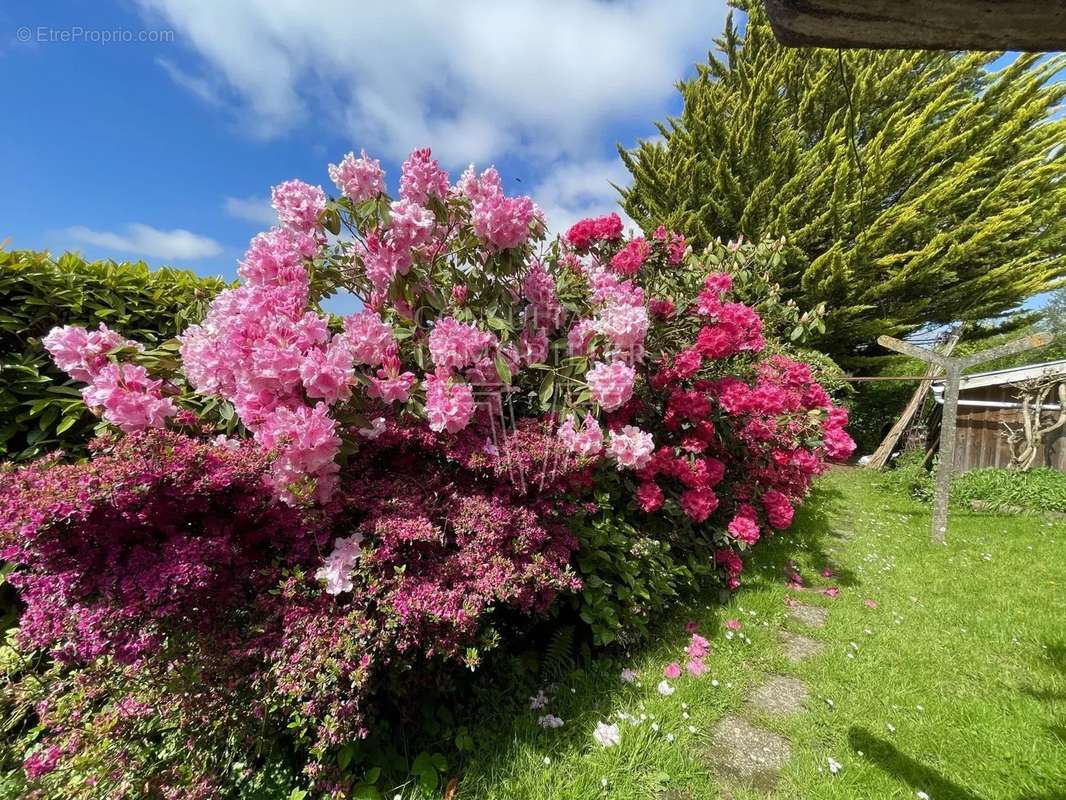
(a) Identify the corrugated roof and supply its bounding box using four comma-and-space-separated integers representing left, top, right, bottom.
930, 359, 1066, 392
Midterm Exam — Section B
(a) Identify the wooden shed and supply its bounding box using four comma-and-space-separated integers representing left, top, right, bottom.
929, 360, 1066, 472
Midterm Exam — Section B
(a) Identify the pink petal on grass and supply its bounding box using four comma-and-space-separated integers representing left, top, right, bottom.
824, 587, 840, 598
863, 599, 878, 609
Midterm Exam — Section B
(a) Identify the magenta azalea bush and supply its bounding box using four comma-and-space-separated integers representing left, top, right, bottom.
0, 146, 853, 797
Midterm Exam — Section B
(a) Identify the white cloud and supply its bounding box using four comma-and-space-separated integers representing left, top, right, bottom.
224, 194, 276, 225
137, 0, 727, 166
532, 157, 636, 236
65, 223, 224, 260
155, 57, 222, 107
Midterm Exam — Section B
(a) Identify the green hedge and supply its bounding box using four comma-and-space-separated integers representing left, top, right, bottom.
0, 249, 228, 461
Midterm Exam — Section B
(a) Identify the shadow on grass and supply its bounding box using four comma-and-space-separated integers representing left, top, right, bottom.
1020, 642, 1066, 750
744, 480, 861, 591
445, 479, 854, 795
848, 727, 983, 800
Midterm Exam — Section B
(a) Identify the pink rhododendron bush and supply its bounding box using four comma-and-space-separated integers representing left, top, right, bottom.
0, 147, 853, 797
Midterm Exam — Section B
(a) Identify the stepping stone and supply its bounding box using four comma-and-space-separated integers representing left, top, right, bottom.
747, 675, 809, 716
704, 714, 791, 792
788, 604, 828, 628
779, 630, 825, 663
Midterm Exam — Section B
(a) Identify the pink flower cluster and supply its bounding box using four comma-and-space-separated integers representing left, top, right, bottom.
328, 150, 385, 203
609, 237, 651, 275
558, 414, 604, 457
315, 533, 363, 595
42, 323, 176, 433
399, 147, 450, 205
42, 322, 139, 382
429, 316, 497, 374
81, 363, 177, 433
271, 179, 326, 235
586, 360, 635, 412
564, 212, 624, 251
607, 425, 654, 470
424, 373, 475, 434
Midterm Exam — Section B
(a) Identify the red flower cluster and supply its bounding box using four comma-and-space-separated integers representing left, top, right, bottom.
564, 212, 625, 251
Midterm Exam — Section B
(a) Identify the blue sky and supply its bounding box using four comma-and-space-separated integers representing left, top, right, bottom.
0, 2, 1059, 318
0, 0, 730, 299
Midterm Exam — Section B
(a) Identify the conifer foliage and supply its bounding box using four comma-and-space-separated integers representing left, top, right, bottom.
619, 4, 1066, 359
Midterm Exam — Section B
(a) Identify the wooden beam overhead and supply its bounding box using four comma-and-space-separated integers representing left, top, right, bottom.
764, 1, 1066, 51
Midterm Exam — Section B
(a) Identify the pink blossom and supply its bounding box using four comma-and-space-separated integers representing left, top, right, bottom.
238, 227, 315, 287
568, 318, 598, 357
359, 232, 411, 291
762, 489, 795, 530
564, 213, 624, 251
680, 486, 719, 522
399, 147, 449, 205
456, 164, 502, 204
687, 633, 710, 659
473, 192, 535, 250
725, 619, 742, 632
271, 179, 326, 234
23, 746, 62, 780
821, 567, 834, 578
428, 318, 496, 375
586, 360, 635, 412
824, 587, 840, 598
557, 414, 603, 458
518, 327, 549, 366
328, 150, 385, 203
596, 300, 648, 354
388, 198, 437, 251
863, 599, 878, 609
81, 363, 177, 433
609, 237, 651, 275
300, 336, 354, 404
664, 662, 681, 679
43, 323, 140, 383
368, 371, 416, 404
649, 298, 676, 318
424, 374, 475, 434
607, 425, 654, 470
685, 620, 700, 634
256, 402, 341, 502
686, 658, 707, 676
343, 310, 394, 366
316, 533, 363, 595
824, 426, 856, 461
522, 262, 563, 331
727, 514, 761, 546
635, 481, 664, 512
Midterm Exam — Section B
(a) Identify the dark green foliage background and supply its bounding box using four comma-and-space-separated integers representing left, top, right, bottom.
0, 248, 228, 461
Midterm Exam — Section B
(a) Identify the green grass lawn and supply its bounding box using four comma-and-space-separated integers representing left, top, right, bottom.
444, 467, 1066, 800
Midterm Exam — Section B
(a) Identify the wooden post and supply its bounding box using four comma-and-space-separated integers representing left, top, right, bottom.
865, 334, 958, 469
877, 332, 1053, 544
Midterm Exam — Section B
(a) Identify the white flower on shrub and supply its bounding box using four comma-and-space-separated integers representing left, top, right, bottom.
538, 714, 564, 729
657, 680, 675, 696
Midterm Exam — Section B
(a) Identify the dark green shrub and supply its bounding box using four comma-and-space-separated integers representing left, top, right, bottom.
0, 249, 228, 461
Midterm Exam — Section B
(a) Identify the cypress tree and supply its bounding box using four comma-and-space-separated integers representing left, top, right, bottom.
619, 3, 1066, 362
